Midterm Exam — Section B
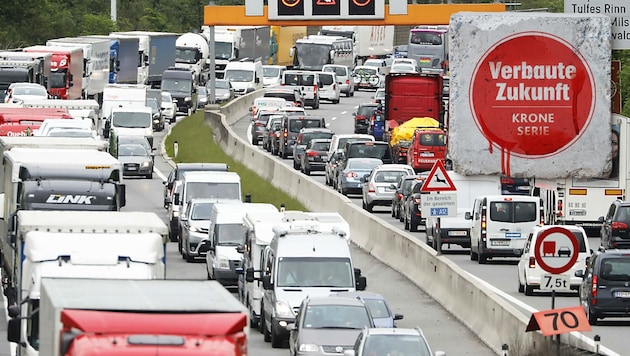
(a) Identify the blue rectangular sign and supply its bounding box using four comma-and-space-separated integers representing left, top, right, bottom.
430, 208, 449, 216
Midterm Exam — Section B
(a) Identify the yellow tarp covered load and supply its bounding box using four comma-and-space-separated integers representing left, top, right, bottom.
389, 117, 441, 146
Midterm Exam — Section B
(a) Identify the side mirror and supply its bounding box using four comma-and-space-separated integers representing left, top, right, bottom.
598, 216, 605, 223
390, 184, 397, 189
464, 212, 472, 220
8, 304, 20, 318
7, 318, 21, 344
236, 245, 245, 254
286, 323, 296, 331
245, 268, 255, 283
179, 214, 188, 222
262, 275, 273, 290
322, 156, 329, 163
574, 269, 585, 278
173, 193, 180, 206
394, 313, 404, 321
249, 107, 253, 112
356, 276, 367, 291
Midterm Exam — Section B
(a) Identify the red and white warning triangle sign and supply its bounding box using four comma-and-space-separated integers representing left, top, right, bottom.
421, 160, 457, 192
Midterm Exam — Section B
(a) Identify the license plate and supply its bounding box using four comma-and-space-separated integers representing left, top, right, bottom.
615, 291, 630, 298
569, 210, 587, 216
420, 152, 434, 157
448, 231, 467, 236
127, 167, 137, 171
491, 240, 510, 246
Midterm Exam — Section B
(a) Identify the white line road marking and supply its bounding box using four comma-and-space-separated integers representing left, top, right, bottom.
341, 111, 348, 115
331, 117, 337, 121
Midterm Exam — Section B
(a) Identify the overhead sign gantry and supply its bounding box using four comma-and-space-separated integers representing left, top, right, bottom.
203, 2, 506, 26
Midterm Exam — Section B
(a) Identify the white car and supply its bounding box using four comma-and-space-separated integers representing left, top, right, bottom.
391, 58, 418, 68
161, 91, 177, 123
278, 105, 306, 116
34, 118, 95, 137
317, 72, 340, 104
4, 83, 49, 103
517, 225, 591, 296
390, 63, 418, 74
353, 66, 385, 91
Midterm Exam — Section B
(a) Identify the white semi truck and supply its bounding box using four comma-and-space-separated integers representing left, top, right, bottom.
320, 25, 395, 65
6, 210, 167, 356
0, 147, 127, 306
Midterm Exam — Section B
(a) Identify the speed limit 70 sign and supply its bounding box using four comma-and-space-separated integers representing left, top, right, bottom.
526, 306, 591, 336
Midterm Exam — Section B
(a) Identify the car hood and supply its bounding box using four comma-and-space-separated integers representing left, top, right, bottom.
119, 156, 151, 164
297, 328, 363, 348
373, 317, 394, 328
215, 244, 242, 260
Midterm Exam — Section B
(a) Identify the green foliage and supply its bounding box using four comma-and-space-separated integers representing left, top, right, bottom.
164, 111, 306, 210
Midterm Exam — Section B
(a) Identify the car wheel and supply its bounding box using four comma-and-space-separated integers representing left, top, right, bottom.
410, 219, 418, 232
252, 136, 257, 145
293, 159, 299, 170
524, 283, 534, 296
586, 304, 598, 325
470, 248, 478, 261
169, 229, 178, 243
263, 315, 271, 342
333, 98, 340, 104
518, 278, 525, 293
314, 98, 320, 109
391, 205, 396, 217
478, 251, 488, 264
178, 237, 183, 254
325, 174, 330, 186
404, 216, 410, 231
270, 321, 283, 348
259, 306, 266, 334
304, 167, 311, 175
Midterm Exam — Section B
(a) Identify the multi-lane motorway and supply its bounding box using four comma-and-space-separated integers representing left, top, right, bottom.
1, 88, 625, 356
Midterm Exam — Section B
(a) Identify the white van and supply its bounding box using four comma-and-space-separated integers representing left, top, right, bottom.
258, 220, 366, 347
205, 202, 278, 286
322, 64, 354, 97
317, 71, 340, 104
467, 195, 543, 264
425, 172, 502, 253
282, 70, 320, 109
262, 65, 286, 87
224, 60, 264, 96
517, 225, 591, 295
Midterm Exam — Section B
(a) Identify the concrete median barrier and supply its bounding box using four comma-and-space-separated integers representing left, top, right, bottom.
202, 95, 611, 355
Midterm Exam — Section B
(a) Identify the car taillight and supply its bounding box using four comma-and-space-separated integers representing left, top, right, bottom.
356, 115, 365, 121
501, 177, 514, 185
256, 122, 264, 126
397, 193, 403, 200
528, 256, 536, 268
306, 150, 318, 157
557, 200, 563, 217
345, 79, 349, 85
481, 207, 487, 244
612, 221, 628, 230
275, 132, 280, 138
591, 275, 598, 300
333, 84, 336, 90
368, 183, 375, 193
313, 85, 317, 93
283, 130, 288, 137
346, 171, 357, 178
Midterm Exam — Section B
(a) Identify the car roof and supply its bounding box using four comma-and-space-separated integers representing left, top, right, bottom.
365, 327, 423, 337
300, 127, 334, 133
306, 296, 367, 307
334, 291, 386, 300
310, 138, 332, 143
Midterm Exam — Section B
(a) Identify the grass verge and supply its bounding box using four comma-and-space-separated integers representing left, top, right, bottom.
163, 110, 306, 211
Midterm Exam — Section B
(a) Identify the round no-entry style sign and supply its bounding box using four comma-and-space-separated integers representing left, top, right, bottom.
470, 32, 595, 158
533, 227, 579, 274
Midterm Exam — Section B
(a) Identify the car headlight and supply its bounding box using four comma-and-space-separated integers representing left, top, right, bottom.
217, 256, 230, 269
184, 96, 192, 102
144, 128, 152, 136
141, 160, 151, 167
275, 301, 294, 318
299, 344, 319, 352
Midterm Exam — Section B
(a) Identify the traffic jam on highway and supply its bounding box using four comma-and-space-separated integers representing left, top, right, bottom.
0, 10, 629, 356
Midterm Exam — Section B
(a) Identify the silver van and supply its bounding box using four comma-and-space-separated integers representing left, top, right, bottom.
323, 64, 354, 97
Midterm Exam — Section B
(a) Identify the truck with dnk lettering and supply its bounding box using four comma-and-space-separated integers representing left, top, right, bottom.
0, 147, 125, 306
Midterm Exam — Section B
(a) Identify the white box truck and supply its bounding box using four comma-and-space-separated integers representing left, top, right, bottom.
6, 210, 167, 356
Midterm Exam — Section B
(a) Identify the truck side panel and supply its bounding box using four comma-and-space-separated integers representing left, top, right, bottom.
117, 37, 140, 84
272, 26, 307, 67
148, 34, 177, 87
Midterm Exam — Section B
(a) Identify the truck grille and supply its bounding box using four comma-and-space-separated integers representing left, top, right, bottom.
321, 345, 352, 354
229, 260, 242, 270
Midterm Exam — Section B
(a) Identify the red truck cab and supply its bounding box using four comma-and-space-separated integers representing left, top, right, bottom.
23, 46, 83, 100
0, 107, 72, 136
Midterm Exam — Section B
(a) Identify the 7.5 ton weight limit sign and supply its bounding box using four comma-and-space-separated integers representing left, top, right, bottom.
269, 0, 384, 20
533, 226, 579, 274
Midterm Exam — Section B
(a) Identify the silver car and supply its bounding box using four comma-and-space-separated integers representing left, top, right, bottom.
288, 296, 374, 356
179, 199, 216, 262
322, 64, 354, 97
117, 143, 154, 179
336, 158, 383, 196
361, 164, 415, 213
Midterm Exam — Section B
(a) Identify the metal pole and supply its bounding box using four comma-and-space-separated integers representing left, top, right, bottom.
111, 0, 116, 22
208, 26, 216, 104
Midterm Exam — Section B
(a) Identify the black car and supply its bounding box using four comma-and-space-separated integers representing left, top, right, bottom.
600, 200, 630, 249
391, 175, 421, 220
278, 115, 326, 159
301, 138, 331, 175
401, 178, 427, 232
292, 127, 335, 170
263, 86, 304, 108
353, 103, 378, 134
575, 248, 630, 325
501, 175, 531, 195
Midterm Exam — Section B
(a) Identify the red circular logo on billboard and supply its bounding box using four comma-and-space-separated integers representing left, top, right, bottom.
470, 32, 595, 158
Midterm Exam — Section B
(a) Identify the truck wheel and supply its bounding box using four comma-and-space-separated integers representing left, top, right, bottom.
263, 316, 271, 342
259, 306, 266, 334
518, 279, 525, 293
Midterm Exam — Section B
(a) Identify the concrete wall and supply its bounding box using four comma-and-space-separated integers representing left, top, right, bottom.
203, 95, 611, 355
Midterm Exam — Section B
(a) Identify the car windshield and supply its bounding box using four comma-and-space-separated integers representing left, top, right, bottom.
284, 73, 315, 86
490, 202, 537, 223
358, 105, 377, 117
310, 141, 330, 151
348, 159, 382, 170
146, 98, 158, 110
374, 170, 408, 184
118, 144, 149, 157
276, 257, 354, 287
185, 182, 240, 201
599, 258, 630, 281
215, 223, 247, 245
111, 112, 151, 128
319, 74, 334, 85
289, 119, 323, 133
419, 133, 447, 146
190, 202, 213, 220
303, 304, 372, 329
363, 298, 390, 319
265, 92, 294, 101
264, 67, 281, 77
13, 86, 47, 96
213, 80, 230, 89
324, 66, 346, 76
225, 69, 254, 83
302, 132, 333, 144
347, 144, 390, 160
363, 335, 432, 356
161, 79, 191, 92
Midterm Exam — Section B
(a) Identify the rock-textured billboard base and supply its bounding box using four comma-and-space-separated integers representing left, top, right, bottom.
449, 12, 611, 179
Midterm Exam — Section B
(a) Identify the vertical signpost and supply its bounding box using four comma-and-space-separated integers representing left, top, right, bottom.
421, 161, 457, 253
